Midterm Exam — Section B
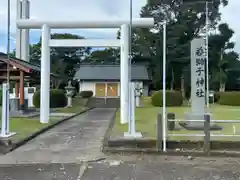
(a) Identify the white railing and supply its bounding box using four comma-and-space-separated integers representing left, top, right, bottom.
168, 119, 240, 123
167, 118, 240, 138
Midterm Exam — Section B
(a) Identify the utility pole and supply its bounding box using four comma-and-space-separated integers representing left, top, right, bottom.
7, 0, 11, 86
128, 0, 133, 126
205, 1, 210, 108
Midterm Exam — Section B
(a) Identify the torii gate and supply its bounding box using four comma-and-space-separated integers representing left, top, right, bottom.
15, 0, 154, 124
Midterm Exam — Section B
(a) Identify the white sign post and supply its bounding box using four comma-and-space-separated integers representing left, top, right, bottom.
0, 83, 16, 138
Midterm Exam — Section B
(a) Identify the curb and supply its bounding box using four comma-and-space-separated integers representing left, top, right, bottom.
103, 146, 240, 157
2, 107, 94, 154
101, 108, 118, 152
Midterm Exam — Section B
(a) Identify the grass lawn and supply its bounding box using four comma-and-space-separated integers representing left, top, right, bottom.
113, 97, 240, 142
55, 97, 88, 113
1, 117, 61, 143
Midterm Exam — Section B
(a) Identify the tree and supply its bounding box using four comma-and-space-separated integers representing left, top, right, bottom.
9, 33, 91, 79
209, 23, 238, 92
33, 33, 91, 76
129, 0, 229, 94
87, 48, 120, 64
25, 33, 90, 87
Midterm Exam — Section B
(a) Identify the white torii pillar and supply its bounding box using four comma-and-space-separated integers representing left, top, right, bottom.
16, 18, 154, 124
120, 24, 129, 125
16, 0, 30, 61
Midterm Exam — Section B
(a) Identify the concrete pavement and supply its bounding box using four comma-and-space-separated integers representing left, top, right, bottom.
0, 155, 240, 179
0, 108, 116, 164
1, 107, 240, 179
82, 157, 240, 180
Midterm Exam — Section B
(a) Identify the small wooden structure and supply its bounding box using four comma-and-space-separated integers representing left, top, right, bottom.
0, 52, 59, 110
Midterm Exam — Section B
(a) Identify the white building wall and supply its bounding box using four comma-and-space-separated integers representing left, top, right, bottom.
79, 81, 145, 97
10, 87, 37, 107
79, 81, 96, 96
79, 81, 122, 97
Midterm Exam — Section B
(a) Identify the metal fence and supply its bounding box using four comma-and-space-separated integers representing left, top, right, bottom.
156, 114, 240, 154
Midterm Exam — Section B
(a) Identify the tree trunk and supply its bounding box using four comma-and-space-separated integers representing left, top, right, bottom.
181, 74, 185, 99
219, 48, 226, 92
170, 67, 174, 90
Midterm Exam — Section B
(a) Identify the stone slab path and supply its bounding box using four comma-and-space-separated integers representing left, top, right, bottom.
0, 108, 116, 164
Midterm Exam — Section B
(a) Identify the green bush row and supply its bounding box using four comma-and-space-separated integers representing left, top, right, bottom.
33, 89, 67, 108
151, 90, 240, 107
217, 91, 240, 106
151, 90, 183, 107
79, 91, 93, 98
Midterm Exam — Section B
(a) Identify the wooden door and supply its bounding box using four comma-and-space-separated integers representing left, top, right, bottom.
95, 83, 106, 97
107, 83, 118, 97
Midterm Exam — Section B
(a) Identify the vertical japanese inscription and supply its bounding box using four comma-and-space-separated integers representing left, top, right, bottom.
195, 46, 205, 98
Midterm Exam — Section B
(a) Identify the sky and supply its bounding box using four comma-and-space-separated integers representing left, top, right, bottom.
0, 0, 239, 53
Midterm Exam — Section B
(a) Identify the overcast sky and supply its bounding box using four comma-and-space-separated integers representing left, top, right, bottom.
0, 0, 238, 53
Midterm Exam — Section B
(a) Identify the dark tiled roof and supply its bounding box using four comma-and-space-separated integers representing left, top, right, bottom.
74, 64, 150, 80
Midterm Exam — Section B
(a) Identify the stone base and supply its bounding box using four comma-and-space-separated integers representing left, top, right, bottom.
180, 122, 223, 131
9, 98, 20, 111
184, 111, 206, 122
0, 132, 16, 138
10, 98, 29, 111
9, 108, 39, 118
183, 112, 222, 131
124, 132, 143, 139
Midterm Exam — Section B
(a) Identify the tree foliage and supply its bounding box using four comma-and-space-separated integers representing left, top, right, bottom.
87, 0, 240, 92
30, 33, 91, 77
7, 0, 240, 93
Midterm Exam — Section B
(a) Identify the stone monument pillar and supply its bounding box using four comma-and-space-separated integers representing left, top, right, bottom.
184, 38, 206, 128
183, 38, 222, 130
65, 80, 75, 107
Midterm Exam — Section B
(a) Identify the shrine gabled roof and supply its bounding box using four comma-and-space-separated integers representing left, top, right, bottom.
0, 52, 42, 72
0, 52, 59, 77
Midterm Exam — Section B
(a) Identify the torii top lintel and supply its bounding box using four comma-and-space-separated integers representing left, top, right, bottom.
16, 18, 154, 29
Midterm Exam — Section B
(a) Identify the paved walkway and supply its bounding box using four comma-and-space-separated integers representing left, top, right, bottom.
0, 108, 116, 164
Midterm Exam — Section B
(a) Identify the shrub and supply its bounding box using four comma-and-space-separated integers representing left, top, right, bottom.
209, 91, 220, 103
79, 91, 93, 98
33, 89, 67, 108
151, 90, 183, 107
218, 91, 240, 106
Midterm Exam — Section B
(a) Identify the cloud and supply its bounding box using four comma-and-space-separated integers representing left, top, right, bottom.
0, 0, 146, 39
0, 0, 239, 53
0, 0, 147, 52
0, 46, 6, 53
220, 0, 240, 52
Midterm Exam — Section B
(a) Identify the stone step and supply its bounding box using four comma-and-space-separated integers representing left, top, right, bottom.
87, 98, 120, 108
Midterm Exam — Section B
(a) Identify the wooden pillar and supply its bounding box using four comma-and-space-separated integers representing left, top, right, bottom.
15, 81, 19, 98
19, 71, 25, 111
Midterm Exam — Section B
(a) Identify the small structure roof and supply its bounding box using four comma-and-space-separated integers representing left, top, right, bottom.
74, 64, 150, 81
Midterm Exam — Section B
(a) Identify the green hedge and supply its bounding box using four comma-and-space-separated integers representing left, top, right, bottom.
79, 91, 93, 98
151, 90, 183, 107
218, 91, 240, 106
213, 92, 220, 103
33, 89, 67, 108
